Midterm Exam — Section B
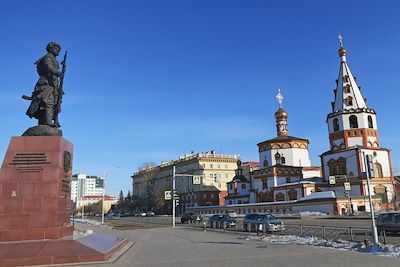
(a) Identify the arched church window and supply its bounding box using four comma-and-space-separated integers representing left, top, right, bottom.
333, 118, 339, 132
344, 84, 351, 93
328, 157, 347, 176
275, 193, 285, 202
374, 162, 383, 178
346, 96, 353, 106
349, 115, 358, 128
368, 116, 374, 128
280, 157, 286, 165
275, 152, 281, 165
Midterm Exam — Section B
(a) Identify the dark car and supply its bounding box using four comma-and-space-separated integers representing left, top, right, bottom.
377, 212, 400, 233
243, 213, 284, 232
208, 214, 236, 228
181, 212, 202, 223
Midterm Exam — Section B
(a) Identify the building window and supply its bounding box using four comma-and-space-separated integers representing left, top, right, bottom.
288, 189, 297, 200
368, 115, 374, 128
286, 177, 290, 183
210, 174, 213, 179
275, 152, 281, 164
203, 194, 206, 199
328, 157, 347, 176
280, 157, 286, 165
374, 162, 383, 178
225, 173, 228, 179
346, 96, 353, 106
333, 118, 339, 132
241, 184, 246, 190
229, 200, 232, 205
275, 193, 285, 201
263, 180, 268, 190
210, 194, 214, 199
225, 164, 228, 169
229, 183, 233, 190
210, 164, 213, 169
349, 115, 358, 128
217, 164, 221, 169
374, 185, 388, 203
238, 200, 242, 204
344, 84, 351, 93
263, 159, 269, 167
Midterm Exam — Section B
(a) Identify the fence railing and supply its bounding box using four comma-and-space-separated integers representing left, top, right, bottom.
106, 216, 390, 244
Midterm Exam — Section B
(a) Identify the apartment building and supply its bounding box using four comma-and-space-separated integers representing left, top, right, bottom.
131, 151, 239, 214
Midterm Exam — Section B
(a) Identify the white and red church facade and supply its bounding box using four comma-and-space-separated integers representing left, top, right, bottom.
189, 36, 397, 216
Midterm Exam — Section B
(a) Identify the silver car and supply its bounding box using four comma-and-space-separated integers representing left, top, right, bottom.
377, 212, 400, 233
243, 213, 285, 232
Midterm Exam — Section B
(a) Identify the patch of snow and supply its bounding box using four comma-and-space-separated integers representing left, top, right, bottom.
243, 234, 400, 257
73, 218, 104, 227
298, 191, 336, 201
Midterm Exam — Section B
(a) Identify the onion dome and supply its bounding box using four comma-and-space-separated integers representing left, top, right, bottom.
232, 160, 248, 182
275, 107, 288, 120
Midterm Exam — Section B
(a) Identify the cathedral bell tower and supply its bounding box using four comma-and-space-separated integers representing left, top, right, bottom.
327, 34, 379, 151
320, 35, 395, 209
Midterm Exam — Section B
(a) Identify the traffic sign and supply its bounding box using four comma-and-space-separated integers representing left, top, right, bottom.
193, 175, 202, 185
164, 190, 172, 200
344, 182, 351, 191
329, 176, 336, 185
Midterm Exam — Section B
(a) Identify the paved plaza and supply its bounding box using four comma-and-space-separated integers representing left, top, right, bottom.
43, 222, 400, 267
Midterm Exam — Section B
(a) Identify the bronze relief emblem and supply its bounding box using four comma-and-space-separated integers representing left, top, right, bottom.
63, 151, 71, 173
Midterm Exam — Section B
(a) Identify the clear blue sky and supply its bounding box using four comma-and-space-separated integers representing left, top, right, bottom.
1, 0, 399, 196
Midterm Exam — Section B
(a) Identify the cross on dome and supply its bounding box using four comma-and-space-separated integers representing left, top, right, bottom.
276, 89, 283, 108
338, 33, 343, 48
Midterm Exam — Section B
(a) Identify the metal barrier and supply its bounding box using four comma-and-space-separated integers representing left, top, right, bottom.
186, 219, 379, 243
109, 216, 388, 244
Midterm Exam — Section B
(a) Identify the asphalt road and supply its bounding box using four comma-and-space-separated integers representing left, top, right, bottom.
51, 222, 400, 267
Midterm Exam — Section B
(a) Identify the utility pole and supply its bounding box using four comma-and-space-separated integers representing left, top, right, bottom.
171, 166, 201, 228
172, 166, 176, 228
363, 152, 378, 245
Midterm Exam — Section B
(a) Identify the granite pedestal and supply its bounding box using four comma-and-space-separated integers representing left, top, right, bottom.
0, 136, 128, 266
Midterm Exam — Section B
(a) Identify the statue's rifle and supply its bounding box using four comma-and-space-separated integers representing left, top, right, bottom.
54, 51, 67, 127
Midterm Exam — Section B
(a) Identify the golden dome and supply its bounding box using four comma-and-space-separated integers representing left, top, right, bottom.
338, 47, 346, 57
275, 107, 288, 120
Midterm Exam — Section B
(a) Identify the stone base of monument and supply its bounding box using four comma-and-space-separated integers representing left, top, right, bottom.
0, 233, 129, 266
0, 136, 128, 266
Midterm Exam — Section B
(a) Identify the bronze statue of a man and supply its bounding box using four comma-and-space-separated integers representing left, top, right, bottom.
23, 42, 64, 127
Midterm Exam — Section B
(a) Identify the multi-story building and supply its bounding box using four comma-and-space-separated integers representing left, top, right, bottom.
71, 173, 105, 203
75, 195, 118, 214
131, 151, 239, 214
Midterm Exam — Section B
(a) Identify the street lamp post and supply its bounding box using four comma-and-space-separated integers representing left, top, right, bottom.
362, 152, 378, 245
102, 166, 120, 224
171, 166, 202, 228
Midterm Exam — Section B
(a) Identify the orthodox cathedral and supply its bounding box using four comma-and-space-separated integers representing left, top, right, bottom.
192, 36, 397, 215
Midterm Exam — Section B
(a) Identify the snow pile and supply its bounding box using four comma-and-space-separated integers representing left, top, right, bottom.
299, 211, 327, 216
244, 234, 400, 257
73, 218, 104, 227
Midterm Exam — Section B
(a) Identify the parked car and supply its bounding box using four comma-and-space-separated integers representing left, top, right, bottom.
377, 211, 400, 233
243, 213, 285, 232
181, 212, 203, 223
209, 214, 236, 228
146, 211, 155, 217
